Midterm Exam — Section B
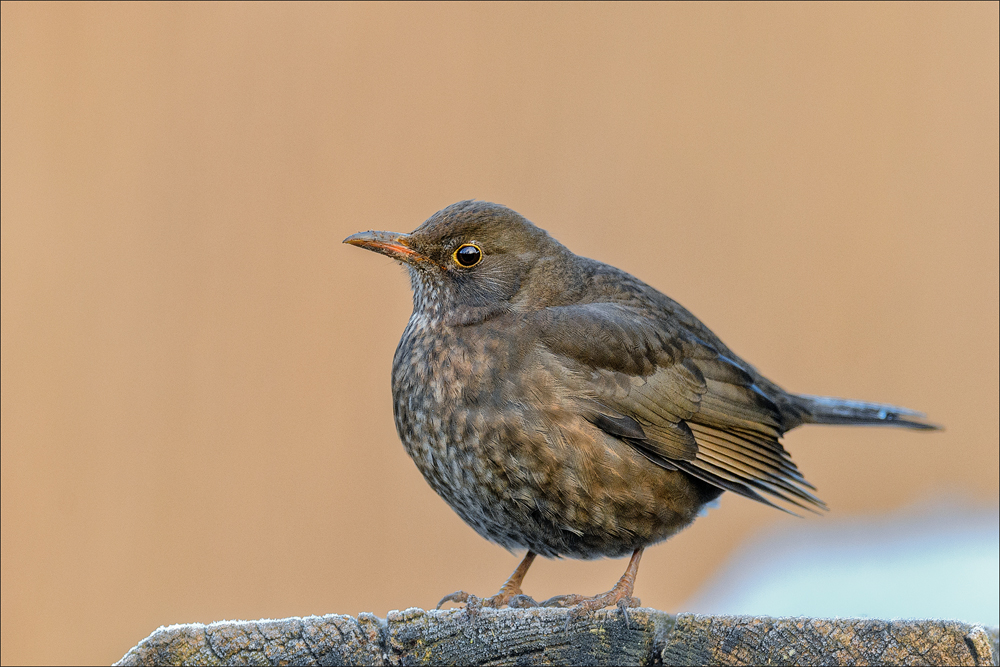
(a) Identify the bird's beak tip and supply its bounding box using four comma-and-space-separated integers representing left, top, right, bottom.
342, 231, 371, 246
343, 230, 420, 262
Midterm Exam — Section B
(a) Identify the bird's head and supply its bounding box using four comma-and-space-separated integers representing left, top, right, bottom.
345, 201, 581, 326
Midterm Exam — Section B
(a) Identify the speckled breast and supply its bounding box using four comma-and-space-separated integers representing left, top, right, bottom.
389, 311, 712, 559
390, 312, 531, 550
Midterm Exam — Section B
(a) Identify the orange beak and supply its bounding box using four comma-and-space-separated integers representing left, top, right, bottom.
343, 230, 422, 263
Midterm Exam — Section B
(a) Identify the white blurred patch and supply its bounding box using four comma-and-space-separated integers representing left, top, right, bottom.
684, 497, 999, 626
697, 497, 722, 517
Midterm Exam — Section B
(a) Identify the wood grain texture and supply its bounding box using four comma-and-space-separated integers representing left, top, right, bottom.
115, 608, 999, 666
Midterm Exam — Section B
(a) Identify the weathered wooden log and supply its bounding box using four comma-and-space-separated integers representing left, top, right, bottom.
115, 607, 999, 666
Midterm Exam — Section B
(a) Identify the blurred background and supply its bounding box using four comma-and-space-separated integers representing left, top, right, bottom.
2, 3, 997, 665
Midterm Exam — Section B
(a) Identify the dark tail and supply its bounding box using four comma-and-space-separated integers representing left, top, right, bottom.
795, 394, 940, 430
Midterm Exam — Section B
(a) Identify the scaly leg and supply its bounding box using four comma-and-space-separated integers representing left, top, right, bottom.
437, 551, 538, 609
539, 547, 644, 619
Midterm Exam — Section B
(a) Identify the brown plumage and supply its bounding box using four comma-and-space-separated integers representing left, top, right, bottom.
344, 200, 936, 616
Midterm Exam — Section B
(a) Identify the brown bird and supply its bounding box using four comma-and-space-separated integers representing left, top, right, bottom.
344, 200, 936, 618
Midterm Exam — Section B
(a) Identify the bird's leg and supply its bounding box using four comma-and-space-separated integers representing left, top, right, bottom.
539, 547, 643, 619
436, 551, 538, 609
488, 551, 539, 608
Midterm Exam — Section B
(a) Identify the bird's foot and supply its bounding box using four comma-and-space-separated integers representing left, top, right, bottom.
539, 591, 641, 612
539, 548, 645, 629
436, 590, 479, 610
436, 589, 539, 610
436, 551, 539, 611
508, 594, 540, 608
541, 590, 641, 630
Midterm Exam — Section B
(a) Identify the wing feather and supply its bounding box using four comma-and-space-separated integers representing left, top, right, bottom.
532, 302, 824, 513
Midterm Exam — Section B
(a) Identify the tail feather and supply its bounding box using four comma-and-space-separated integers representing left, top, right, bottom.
795, 394, 940, 430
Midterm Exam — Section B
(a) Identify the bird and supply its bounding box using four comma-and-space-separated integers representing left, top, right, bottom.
344, 200, 937, 618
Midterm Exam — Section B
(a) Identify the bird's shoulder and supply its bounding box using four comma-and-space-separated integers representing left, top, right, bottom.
527, 257, 738, 374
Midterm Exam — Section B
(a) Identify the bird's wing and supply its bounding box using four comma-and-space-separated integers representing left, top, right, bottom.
530, 302, 825, 513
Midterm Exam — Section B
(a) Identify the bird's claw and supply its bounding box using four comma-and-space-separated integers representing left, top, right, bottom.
540, 591, 641, 630
616, 596, 641, 629
538, 593, 585, 608
436, 590, 477, 609
437, 590, 538, 610
507, 594, 540, 608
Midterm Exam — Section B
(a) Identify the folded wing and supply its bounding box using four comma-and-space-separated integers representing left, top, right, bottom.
532, 302, 825, 513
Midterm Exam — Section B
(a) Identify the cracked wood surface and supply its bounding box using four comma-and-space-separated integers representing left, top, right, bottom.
115, 607, 999, 666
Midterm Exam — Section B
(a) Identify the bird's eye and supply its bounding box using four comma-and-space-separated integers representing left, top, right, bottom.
453, 244, 482, 268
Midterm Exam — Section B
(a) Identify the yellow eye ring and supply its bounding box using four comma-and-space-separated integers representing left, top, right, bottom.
453, 243, 483, 268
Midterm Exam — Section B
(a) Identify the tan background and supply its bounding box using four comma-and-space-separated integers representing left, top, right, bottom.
2, 3, 997, 665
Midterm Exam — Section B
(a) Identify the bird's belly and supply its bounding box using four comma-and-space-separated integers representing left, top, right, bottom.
391, 323, 713, 558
